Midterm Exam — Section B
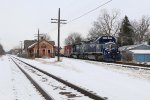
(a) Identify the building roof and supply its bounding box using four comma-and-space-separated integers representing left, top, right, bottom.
119, 44, 150, 51
24, 40, 37, 50
28, 39, 55, 49
28, 42, 37, 49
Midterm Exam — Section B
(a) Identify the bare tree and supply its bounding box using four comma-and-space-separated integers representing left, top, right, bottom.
131, 16, 150, 44
44, 33, 51, 41
0, 44, 5, 55
65, 32, 83, 45
122, 51, 133, 62
88, 9, 121, 39
40, 33, 51, 41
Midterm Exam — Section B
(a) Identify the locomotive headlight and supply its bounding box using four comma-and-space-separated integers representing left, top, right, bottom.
117, 51, 120, 53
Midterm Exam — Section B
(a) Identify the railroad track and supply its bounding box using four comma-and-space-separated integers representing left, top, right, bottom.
10, 56, 107, 100
114, 62, 150, 70
65, 57, 150, 71
93, 60, 150, 71
97, 61, 150, 71
10, 57, 54, 100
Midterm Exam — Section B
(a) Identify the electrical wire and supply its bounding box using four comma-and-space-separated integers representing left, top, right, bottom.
68, 0, 112, 23
50, 0, 112, 32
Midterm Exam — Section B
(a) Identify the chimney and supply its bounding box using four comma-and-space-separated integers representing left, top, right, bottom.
41, 36, 44, 40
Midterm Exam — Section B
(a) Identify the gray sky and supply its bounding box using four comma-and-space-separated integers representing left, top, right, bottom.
0, 0, 150, 51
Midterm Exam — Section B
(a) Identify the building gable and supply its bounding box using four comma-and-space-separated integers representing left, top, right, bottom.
37, 41, 54, 49
28, 39, 54, 49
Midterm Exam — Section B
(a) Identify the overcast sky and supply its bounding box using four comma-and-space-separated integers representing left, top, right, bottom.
0, 0, 150, 51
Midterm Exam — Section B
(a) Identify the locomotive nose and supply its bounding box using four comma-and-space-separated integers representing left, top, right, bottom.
111, 52, 116, 58
111, 48, 117, 58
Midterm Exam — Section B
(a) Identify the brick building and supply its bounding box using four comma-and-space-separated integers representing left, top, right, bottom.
25, 39, 55, 58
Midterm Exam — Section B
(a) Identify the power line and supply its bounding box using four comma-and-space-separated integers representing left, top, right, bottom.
50, 0, 112, 33
68, 0, 112, 23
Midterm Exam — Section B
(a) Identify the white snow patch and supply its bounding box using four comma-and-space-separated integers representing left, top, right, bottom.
130, 50, 150, 54
15, 56, 150, 100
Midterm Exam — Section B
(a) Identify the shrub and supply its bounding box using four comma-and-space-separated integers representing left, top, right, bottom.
122, 51, 133, 62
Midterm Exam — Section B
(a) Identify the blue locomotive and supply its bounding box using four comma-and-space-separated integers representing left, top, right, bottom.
71, 36, 121, 61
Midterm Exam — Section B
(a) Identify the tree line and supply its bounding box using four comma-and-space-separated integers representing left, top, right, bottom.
65, 9, 150, 46
0, 43, 5, 55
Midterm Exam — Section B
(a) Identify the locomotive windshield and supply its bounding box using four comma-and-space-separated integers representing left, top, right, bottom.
105, 43, 117, 50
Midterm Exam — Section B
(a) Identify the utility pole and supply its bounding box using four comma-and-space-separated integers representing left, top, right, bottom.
38, 29, 39, 58
51, 8, 67, 61
34, 29, 44, 58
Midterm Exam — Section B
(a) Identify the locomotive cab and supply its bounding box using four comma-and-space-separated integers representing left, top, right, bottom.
103, 42, 121, 61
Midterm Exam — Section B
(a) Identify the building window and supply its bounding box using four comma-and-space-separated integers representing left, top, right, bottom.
48, 50, 51, 54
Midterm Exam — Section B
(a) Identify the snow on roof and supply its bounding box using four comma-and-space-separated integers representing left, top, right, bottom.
119, 44, 150, 51
28, 39, 55, 49
28, 42, 37, 49
130, 50, 150, 54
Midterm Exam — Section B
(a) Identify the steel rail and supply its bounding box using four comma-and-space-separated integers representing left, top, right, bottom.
10, 57, 54, 100
115, 62, 150, 70
65, 57, 150, 70
12, 56, 106, 100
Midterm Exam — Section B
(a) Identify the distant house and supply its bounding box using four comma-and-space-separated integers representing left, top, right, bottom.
119, 44, 150, 62
64, 45, 72, 57
24, 39, 55, 58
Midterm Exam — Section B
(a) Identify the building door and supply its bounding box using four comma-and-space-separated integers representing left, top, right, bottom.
48, 50, 51, 57
43, 49, 45, 56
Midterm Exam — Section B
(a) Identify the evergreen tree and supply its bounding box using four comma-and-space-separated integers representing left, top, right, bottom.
117, 16, 134, 46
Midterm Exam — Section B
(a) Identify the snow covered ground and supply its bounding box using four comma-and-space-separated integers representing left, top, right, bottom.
16, 56, 150, 100
0, 56, 45, 100
15, 58, 92, 100
1, 55, 150, 100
